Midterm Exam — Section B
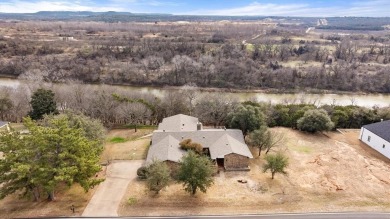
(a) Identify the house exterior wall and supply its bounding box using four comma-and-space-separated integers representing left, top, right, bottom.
360, 127, 390, 159
224, 153, 249, 170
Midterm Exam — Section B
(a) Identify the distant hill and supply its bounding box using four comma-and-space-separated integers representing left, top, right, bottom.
1, 11, 389, 31
0, 11, 317, 23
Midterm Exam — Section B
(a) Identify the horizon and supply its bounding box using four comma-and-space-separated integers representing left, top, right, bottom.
0, 0, 390, 17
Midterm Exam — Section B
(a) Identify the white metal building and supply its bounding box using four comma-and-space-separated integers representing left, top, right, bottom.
359, 120, 390, 159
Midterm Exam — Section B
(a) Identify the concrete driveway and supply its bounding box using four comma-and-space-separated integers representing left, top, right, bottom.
82, 160, 143, 217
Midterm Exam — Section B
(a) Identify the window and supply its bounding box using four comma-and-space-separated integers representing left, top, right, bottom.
368, 136, 371, 142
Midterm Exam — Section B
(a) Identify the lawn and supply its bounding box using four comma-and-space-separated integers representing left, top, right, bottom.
101, 128, 154, 163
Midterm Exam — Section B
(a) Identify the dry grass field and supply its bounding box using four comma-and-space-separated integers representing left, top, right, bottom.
0, 184, 97, 218
118, 128, 390, 216
101, 128, 154, 162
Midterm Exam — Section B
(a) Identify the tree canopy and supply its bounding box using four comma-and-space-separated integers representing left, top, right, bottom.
247, 126, 284, 157
0, 115, 104, 201
227, 104, 265, 136
297, 109, 335, 133
263, 152, 289, 180
146, 160, 171, 194
42, 110, 106, 145
247, 126, 271, 157
176, 151, 214, 195
28, 88, 58, 120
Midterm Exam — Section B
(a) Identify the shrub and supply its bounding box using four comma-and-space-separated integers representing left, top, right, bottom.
297, 109, 334, 133
137, 166, 149, 180
127, 196, 137, 205
179, 139, 203, 154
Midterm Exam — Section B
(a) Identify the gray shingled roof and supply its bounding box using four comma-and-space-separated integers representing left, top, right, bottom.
363, 120, 390, 142
210, 134, 253, 159
0, 121, 8, 128
146, 135, 186, 164
146, 129, 253, 163
158, 114, 199, 132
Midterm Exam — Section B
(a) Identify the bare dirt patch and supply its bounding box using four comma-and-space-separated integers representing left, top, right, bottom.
119, 128, 390, 216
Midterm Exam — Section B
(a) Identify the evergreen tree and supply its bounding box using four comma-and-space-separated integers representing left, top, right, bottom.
0, 115, 103, 201
297, 109, 334, 133
227, 104, 265, 136
29, 88, 58, 120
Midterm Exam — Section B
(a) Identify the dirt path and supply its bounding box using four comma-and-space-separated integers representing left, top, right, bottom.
82, 160, 143, 217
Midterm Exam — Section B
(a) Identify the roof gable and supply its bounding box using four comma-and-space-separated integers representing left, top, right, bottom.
210, 134, 253, 159
146, 135, 186, 164
158, 114, 199, 132
363, 120, 390, 142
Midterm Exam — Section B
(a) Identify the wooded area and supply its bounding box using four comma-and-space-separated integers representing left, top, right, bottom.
1, 18, 390, 93
1, 83, 389, 129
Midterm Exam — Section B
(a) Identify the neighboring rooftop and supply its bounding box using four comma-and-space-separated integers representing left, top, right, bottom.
0, 121, 9, 128
157, 114, 199, 132
363, 120, 390, 142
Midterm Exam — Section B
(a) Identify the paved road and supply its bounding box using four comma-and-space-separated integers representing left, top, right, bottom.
82, 160, 143, 217
69, 212, 390, 219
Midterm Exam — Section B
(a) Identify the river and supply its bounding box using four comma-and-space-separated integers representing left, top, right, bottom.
0, 78, 389, 108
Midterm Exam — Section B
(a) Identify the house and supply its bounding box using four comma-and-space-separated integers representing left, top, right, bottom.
0, 121, 10, 132
359, 120, 390, 159
146, 114, 253, 170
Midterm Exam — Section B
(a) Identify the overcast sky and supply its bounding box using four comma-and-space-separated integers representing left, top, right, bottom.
1, 0, 390, 17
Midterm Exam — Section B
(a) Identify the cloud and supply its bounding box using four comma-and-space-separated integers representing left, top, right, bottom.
183, 1, 390, 17
0, 0, 122, 13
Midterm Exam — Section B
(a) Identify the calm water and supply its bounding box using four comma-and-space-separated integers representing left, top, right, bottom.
1, 78, 389, 108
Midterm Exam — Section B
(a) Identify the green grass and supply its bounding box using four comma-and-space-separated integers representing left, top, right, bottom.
127, 196, 138, 205
109, 137, 127, 143
289, 145, 312, 154
245, 43, 255, 52
121, 124, 157, 129
295, 146, 312, 153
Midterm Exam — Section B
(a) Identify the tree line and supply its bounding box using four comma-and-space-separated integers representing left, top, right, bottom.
1, 83, 389, 129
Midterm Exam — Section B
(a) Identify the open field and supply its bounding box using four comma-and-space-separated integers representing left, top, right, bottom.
118, 128, 390, 216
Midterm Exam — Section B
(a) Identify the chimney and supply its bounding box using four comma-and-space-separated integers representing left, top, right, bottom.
224, 126, 226, 131
197, 122, 203, 131
381, 119, 384, 122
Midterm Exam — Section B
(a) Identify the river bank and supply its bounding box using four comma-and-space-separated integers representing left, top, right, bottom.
1, 77, 389, 107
